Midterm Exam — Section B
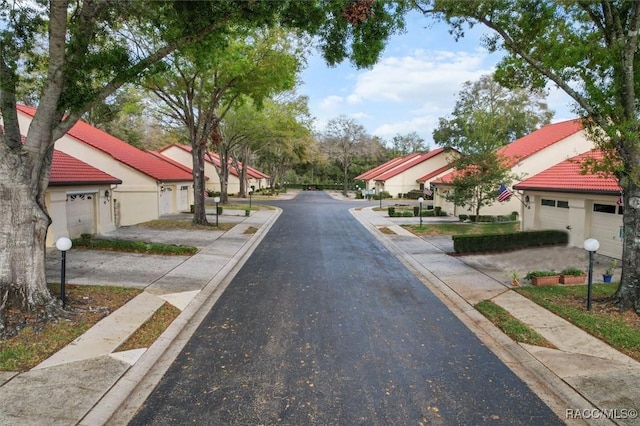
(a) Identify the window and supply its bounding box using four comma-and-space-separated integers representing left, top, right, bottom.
541, 199, 556, 207
593, 203, 616, 214
557, 201, 569, 209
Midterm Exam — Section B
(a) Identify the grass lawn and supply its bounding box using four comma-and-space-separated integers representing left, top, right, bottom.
403, 221, 520, 236
515, 284, 640, 362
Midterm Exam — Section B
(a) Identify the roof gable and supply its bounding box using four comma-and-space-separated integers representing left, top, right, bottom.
374, 149, 448, 181
498, 119, 583, 166
160, 143, 269, 179
17, 105, 193, 182
355, 153, 421, 181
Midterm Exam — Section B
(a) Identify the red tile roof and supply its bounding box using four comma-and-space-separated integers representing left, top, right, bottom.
374, 148, 448, 181
2, 123, 121, 186
514, 149, 621, 193
498, 118, 583, 167
50, 150, 122, 186
433, 119, 584, 185
355, 153, 421, 181
17, 105, 193, 182
160, 143, 269, 179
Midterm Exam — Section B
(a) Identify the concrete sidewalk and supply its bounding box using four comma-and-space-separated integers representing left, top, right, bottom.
0, 208, 281, 426
352, 206, 640, 426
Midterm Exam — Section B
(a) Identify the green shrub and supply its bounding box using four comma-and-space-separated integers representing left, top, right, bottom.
434, 206, 442, 216
459, 214, 468, 222
560, 267, 586, 276
387, 206, 396, 216
72, 237, 197, 255
452, 230, 569, 254
525, 270, 559, 279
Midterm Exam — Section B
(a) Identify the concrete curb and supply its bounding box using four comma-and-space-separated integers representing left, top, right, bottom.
80, 208, 282, 426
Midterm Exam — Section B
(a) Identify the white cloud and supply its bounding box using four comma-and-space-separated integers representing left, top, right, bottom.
350, 49, 493, 105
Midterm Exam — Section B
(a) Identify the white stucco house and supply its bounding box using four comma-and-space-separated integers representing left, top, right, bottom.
514, 149, 623, 259
46, 150, 122, 246
355, 148, 458, 196
17, 105, 195, 226
432, 119, 595, 218
158, 143, 269, 195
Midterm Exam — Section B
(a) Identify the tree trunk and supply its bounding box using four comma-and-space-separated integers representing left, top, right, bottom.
611, 179, 640, 313
343, 163, 349, 195
0, 144, 60, 334
191, 144, 208, 225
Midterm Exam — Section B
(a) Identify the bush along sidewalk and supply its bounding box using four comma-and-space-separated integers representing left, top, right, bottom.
72, 234, 197, 255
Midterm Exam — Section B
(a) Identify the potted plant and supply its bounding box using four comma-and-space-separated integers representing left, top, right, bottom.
603, 259, 618, 283
559, 267, 586, 285
508, 270, 520, 286
525, 270, 560, 286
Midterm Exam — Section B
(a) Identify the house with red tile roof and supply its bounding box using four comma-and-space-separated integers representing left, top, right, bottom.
354, 149, 459, 198
158, 143, 269, 194
46, 150, 122, 245
355, 153, 422, 191
514, 149, 623, 258
16, 105, 195, 226
432, 119, 594, 218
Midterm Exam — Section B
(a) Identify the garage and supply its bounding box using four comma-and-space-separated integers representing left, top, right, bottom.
538, 198, 570, 230
66, 192, 95, 237
590, 203, 623, 258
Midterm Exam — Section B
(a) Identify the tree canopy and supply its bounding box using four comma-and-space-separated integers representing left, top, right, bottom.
0, 0, 411, 329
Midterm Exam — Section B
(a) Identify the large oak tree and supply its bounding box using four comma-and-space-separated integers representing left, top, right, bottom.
0, 0, 409, 332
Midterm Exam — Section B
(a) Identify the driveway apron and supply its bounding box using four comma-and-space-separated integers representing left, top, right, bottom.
129, 191, 561, 425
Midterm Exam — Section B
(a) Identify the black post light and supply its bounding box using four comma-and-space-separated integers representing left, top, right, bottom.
55, 237, 72, 307
583, 238, 600, 311
214, 196, 221, 227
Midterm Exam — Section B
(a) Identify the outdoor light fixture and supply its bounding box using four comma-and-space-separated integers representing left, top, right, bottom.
583, 238, 600, 311
104, 190, 110, 203
418, 197, 424, 227
214, 196, 221, 227
55, 237, 72, 308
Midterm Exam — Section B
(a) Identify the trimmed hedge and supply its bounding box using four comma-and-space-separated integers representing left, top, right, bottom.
452, 230, 569, 254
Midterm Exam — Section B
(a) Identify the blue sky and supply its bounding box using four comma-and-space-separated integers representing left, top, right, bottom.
298, 11, 576, 148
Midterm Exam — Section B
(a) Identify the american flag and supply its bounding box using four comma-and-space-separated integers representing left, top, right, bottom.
423, 188, 433, 196
498, 184, 512, 202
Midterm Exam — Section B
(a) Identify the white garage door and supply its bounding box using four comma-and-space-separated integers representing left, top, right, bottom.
538, 198, 569, 230
590, 203, 623, 258
66, 193, 95, 237
159, 187, 173, 215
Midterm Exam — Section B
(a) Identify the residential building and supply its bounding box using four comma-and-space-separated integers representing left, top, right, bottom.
514, 150, 623, 258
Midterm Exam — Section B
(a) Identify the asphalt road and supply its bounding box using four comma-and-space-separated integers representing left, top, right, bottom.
129, 191, 562, 425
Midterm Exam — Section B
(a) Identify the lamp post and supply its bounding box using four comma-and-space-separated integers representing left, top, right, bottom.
55, 237, 72, 308
379, 188, 382, 208
213, 196, 221, 227
583, 238, 600, 311
250, 185, 255, 209
418, 197, 424, 227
